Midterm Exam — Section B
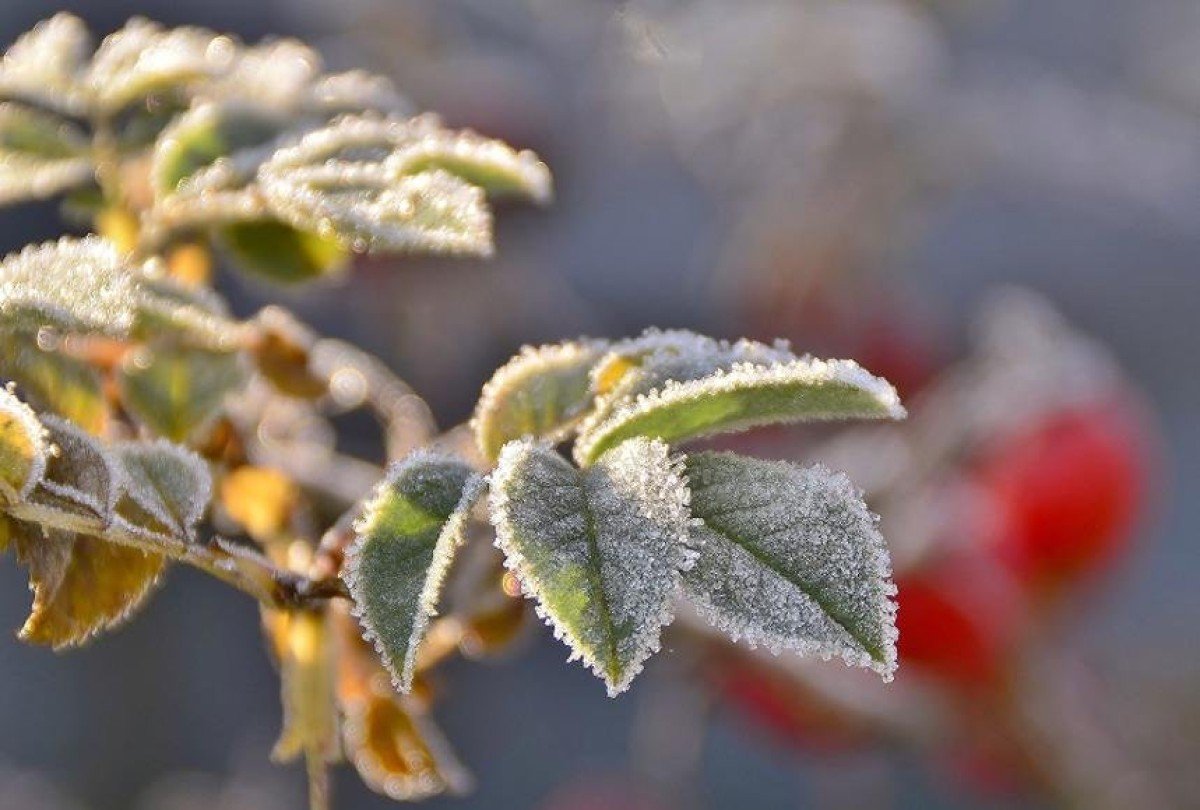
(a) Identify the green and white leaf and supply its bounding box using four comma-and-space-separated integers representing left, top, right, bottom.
489, 438, 692, 696
133, 271, 247, 351
0, 331, 107, 433
0, 237, 139, 337
0, 386, 47, 501
37, 414, 119, 519
113, 440, 211, 541
472, 339, 609, 463
152, 102, 285, 194
257, 113, 551, 255
345, 452, 485, 692
218, 220, 349, 283
0, 14, 91, 115
683, 451, 898, 679
85, 18, 223, 114
0, 102, 93, 205
119, 345, 246, 442
576, 356, 905, 465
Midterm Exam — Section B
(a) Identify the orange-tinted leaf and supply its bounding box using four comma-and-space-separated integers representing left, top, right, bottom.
220, 466, 297, 542
332, 604, 471, 801
13, 523, 166, 648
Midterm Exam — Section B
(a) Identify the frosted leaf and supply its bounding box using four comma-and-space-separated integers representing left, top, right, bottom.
345, 453, 484, 692
265, 164, 492, 256
205, 38, 321, 112
36, 414, 119, 520
0, 103, 93, 206
472, 339, 609, 462
0, 386, 47, 502
0, 237, 139, 337
218, 220, 350, 283
489, 438, 692, 696
257, 113, 551, 254
332, 603, 473, 801
0, 331, 107, 433
151, 102, 286, 194
10, 522, 166, 649
119, 345, 247, 442
85, 18, 227, 114
682, 451, 897, 680
0, 14, 91, 115
134, 271, 247, 351
576, 356, 905, 465
310, 72, 408, 116
113, 439, 212, 541
585, 329, 795, 430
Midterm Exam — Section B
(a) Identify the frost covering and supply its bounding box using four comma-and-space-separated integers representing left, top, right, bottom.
472, 339, 609, 462
576, 355, 905, 464
345, 452, 485, 692
0, 238, 139, 337
490, 438, 692, 696
683, 452, 897, 679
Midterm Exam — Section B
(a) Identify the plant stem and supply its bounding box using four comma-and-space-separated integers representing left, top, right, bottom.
5, 501, 347, 609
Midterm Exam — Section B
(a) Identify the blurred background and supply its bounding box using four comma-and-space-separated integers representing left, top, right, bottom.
1, 1, 1198, 808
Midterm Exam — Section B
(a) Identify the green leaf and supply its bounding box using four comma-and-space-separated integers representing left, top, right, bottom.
386, 123, 552, 202
0, 102, 92, 206
0, 14, 91, 116
36, 414, 119, 519
152, 102, 284, 193
218, 220, 349, 283
10, 521, 166, 649
575, 355, 905, 465
682, 452, 898, 679
345, 452, 484, 692
85, 19, 221, 114
0, 237, 139, 337
119, 345, 246, 442
113, 440, 212, 541
257, 114, 551, 256
0, 386, 46, 501
133, 274, 246, 351
472, 339, 609, 463
0, 331, 107, 433
489, 438, 692, 695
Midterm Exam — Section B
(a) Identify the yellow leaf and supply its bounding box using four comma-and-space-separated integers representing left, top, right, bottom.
0, 385, 46, 501
13, 523, 166, 648
165, 241, 212, 288
332, 604, 471, 801
220, 466, 297, 541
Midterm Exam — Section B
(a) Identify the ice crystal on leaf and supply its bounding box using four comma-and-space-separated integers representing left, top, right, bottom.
0, 103, 93, 206
472, 339, 610, 462
113, 440, 212, 541
257, 113, 551, 255
0, 386, 47, 502
682, 451, 898, 680
10, 521, 166, 649
84, 18, 224, 114
345, 452, 485, 692
0, 13, 91, 115
0, 237, 139, 338
37, 414, 120, 521
489, 438, 692, 696
576, 354, 905, 465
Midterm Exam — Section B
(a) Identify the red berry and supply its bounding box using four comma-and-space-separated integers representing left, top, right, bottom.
895, 553, 1025, 691
976, 403, 1149, 595
717, 661, 864, 754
